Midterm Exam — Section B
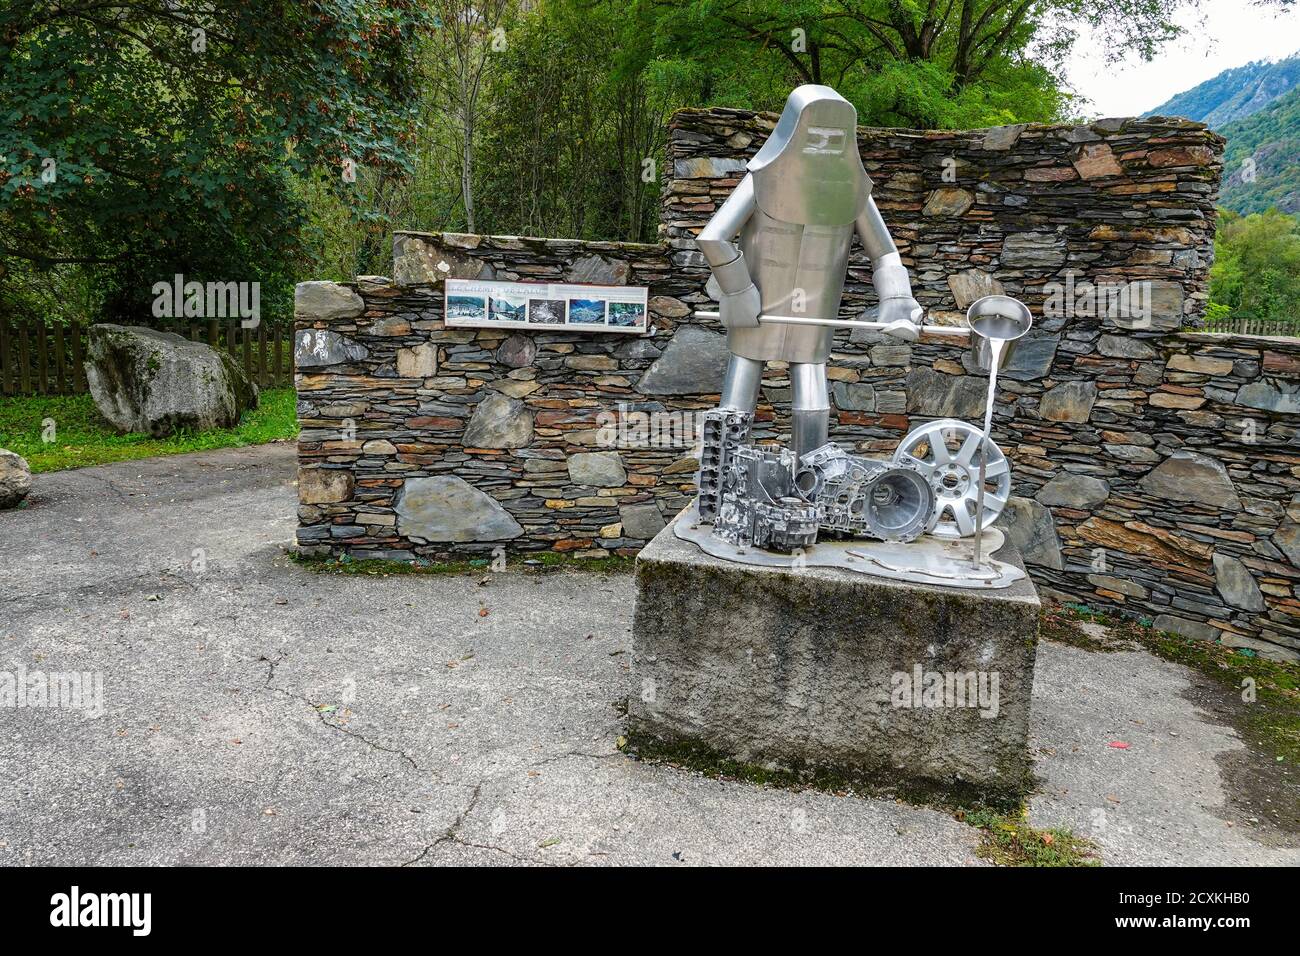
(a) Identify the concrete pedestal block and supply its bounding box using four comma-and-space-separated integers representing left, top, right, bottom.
627, 517, 1041, 806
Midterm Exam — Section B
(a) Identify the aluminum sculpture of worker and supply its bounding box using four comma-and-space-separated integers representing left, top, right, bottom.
697, 84, 923, 459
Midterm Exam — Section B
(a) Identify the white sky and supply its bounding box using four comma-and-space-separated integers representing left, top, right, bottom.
1061, 0, 1300, 119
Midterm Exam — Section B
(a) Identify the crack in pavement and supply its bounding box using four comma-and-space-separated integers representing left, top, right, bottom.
403, 782, 484, 866
79, 471, 135, 504
531, 749, 626, 769
273, 685, 427, 773
260, 655, 429, 774
261, 652, 287, 688
440, 835, 543, 866
402, 784, 555, 867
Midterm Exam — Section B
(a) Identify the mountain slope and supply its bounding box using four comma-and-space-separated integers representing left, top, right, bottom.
1218, 85, 1300, 214
1145, 54, 1300, 126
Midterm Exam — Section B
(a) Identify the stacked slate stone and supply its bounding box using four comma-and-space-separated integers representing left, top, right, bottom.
295, 236, 717, 564
296, 108, 1300, 661
662, 108, 1298, 661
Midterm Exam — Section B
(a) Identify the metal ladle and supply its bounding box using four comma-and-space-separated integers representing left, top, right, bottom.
967, 295, 1033, 568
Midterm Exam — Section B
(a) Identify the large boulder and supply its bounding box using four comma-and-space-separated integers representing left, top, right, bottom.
0, 449, 32, 509
395, 476, 523, 543
85, 325, 258, 437
462, 394, 533, 449
635, 326, 729, 396
1139, 451, 1241, 511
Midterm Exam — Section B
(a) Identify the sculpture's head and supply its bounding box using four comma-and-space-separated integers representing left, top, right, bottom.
747, 85, 871, 226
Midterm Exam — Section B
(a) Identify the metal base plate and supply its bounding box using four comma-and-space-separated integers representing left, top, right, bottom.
672, 503, 1026, 590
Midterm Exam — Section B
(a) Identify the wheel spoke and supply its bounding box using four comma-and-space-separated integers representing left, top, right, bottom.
932, 435, 952, 466
956, 430, 982, 466
952, 502, 976, 536
984, 457, 1009, 479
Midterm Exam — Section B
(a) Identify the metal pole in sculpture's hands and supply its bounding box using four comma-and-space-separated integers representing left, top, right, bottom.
692, 311, 971, 342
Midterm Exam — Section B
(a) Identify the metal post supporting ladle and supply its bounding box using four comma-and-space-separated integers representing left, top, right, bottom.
967, 295, 1033, 568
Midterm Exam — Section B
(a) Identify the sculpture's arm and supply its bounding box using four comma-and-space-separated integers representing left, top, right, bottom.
697, 173, 761, 328
855, 194, 923, 341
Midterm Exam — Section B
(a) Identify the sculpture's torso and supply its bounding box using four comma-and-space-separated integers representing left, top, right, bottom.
729, 210, 851, 364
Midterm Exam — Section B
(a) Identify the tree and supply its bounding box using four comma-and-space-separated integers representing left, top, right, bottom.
473, 0, 702, 241
0, 1, 430, 324
1209, 208, 1300, 333
640, 0, 1290, 128
424, 0, 517, 234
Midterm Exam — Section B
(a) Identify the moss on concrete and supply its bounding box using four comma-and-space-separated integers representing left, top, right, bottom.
620, 726, 1031, 813
1045, 601, 1300, 836
621, 725, 1101, 864
288, 549, 636, 577
1046, 602, 1300, 767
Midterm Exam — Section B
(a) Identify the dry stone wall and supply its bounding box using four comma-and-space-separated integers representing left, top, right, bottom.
296, 107, 1300, 660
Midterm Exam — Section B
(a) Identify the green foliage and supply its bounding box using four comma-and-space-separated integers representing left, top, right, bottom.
0, 2, 431, 325
1219, 85, 1300, 216
635, 0, 1204, 127
474, 0, 704, 241
1208, 208, 1300, 333
367, 0, 1144, 248
0, 388, 298, 473
961, 807, 1099, 866
5, 0, 1248, 328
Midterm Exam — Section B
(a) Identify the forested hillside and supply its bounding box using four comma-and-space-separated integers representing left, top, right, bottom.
1147, 52, 1300, 217
1218, 86, 1300, 214
1145, 53, 1300, 125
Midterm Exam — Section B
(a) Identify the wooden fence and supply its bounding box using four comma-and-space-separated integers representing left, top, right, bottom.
0, 321, 296, 397
1198, 313, 1300, 338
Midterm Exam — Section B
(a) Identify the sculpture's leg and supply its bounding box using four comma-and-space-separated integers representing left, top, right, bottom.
790, 362, 829, 460
719, 355, 763, 413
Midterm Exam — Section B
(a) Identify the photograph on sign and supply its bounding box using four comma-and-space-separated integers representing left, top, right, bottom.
569, 297, 607, 325
488, 289, 528, 322
445, 279, 647, 334
609, 301, 647, 329
528, 298, 566, 325
446, 293, 486, 322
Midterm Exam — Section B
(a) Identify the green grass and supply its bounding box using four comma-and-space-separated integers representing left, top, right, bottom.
0, 388, 299, 473
960, 808, 1100, 867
